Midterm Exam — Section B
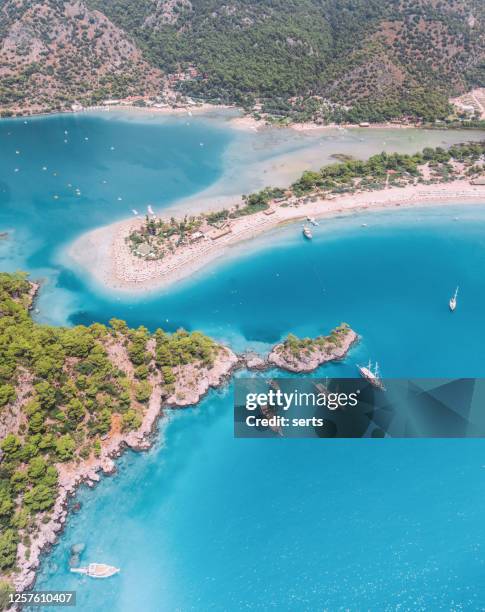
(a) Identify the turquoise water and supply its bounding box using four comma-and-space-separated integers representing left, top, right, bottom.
1, 111, 483, 327
36, 205, 485, 610
0, 112, 231, 322
63, 206, 485, 375
35, 397, 485, 610
2, 114, 485, 609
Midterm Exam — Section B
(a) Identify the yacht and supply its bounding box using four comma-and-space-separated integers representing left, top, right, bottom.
71, 563, 120, 578
357, 361, 385, 390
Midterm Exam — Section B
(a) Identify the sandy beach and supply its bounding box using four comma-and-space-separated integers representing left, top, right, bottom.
75, 102, 419, 134
69, 179, 485, 295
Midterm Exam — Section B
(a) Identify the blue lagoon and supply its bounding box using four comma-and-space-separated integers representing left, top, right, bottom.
1, 112, 485, 610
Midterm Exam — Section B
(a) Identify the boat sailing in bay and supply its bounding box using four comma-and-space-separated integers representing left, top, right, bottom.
449, 286, 459, 312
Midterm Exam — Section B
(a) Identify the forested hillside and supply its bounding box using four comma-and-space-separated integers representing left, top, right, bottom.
0, 272, 220, 589
87, 0, 485, 121
0, 0, 484, 121
0, 0, 163, 114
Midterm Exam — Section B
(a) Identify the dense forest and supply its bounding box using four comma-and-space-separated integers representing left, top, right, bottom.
0, 272, 219, 594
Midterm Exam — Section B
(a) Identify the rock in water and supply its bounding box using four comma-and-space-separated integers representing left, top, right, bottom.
71, 542, 85, 555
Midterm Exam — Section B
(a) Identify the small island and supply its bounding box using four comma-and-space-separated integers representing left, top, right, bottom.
269, 324, 358, 372
0, 272, 357, 599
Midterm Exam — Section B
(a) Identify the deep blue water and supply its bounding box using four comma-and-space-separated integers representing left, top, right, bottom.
35, 205, 485, 610
2, 113, 485, 610
35, 397, 485, 611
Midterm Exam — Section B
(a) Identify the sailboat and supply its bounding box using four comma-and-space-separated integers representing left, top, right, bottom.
357, 361, 385, 390
449, 286, 459, 312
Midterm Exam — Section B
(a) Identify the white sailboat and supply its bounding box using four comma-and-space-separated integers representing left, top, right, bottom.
357, 360, 385, 390
449, 286, 459, 312
70, 563, 120, 578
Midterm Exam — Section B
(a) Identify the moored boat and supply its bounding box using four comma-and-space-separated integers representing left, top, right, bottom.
70, 563, 120, 578
302, 226, 313, 240
357, 361, 385, 390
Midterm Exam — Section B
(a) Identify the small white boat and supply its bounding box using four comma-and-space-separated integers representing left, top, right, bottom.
132, 209, 139, 216
147, 205, 154, 216
449, 286, 459, 312
306, 216, 319, 226
357, 360, 385, 390
302, 226, 313, 240
71, 563, 120, 579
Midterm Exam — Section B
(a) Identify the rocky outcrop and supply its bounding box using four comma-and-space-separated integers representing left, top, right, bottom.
268, 326, 358, 373
0, 0, 164, 113
166, 347, 239, 406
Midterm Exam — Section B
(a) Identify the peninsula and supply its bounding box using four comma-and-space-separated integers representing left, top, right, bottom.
70, 142, 485, 294
0, 272, 357, 597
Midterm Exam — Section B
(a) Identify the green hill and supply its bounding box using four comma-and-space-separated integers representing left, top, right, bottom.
87, 0, 485, 121
1, 0, 484, 121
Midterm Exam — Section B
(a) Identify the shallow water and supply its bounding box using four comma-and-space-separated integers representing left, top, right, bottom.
2, 110, 483, 328
3, 113, 485, 610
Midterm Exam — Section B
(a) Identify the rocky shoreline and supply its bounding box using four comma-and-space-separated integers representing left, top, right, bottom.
269, 327, 359, 373
11, 345, 240, 593
11, 328, 358, 593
